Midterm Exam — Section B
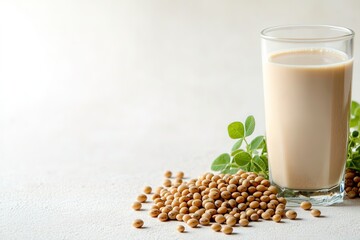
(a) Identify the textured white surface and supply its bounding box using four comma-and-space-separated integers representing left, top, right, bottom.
1, 0, 360, 239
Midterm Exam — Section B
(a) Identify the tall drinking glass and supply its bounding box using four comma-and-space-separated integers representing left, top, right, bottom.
261, 25, 354, 205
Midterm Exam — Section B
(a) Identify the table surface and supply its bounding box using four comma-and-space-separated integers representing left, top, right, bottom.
1, 0, 360, 239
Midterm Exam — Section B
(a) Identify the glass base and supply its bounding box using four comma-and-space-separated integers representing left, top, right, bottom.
274, 181, 345, 206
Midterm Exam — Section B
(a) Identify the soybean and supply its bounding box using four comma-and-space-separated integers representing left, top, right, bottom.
286, 210, 297, 220
211, 223, 222, 232
177, 225, 185, 233
164, 170, 172, 178
300, 201, 312, 210
132, 219, 144, 228
143, 186, 152, 194
132, 201, 142, 211
311, 209, 321, 217
221, 226, 233, 235
272, 214, 281, 222
137, 194, 147, 203
239, 219, 249, 227
187, 218, 199, 228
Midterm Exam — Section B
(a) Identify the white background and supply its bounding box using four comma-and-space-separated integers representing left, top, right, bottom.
1, 1, 360, 239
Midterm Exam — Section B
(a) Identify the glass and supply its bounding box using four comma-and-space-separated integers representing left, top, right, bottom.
261, 25, 354, 206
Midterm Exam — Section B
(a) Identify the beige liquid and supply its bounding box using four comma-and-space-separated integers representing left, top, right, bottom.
263, 48, 353, 190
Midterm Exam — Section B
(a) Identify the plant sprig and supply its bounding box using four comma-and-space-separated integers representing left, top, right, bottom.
211, 116, 269, 178
347, 101, 360, 171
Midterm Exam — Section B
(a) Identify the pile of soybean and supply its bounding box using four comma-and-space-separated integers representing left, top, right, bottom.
345, 169, 360, 198
132, 170, 321, 235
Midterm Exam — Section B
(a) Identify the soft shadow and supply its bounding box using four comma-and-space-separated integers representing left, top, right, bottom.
243, 225, 253, 228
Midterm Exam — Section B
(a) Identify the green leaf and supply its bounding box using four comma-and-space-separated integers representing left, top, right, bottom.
250, 161, 262, 172
262, 140, 267, 154
253, 155, 267, 171
231, 138, 243, 151
355, 108, 360, 118
220, 165, 231, 174
228, 168, 240, 174
351, 156, 360, 170
350, 117, 359, 128
211, 153, 230, 171
249, 136, 265, 150
233, 152, 251, 166
351, 101, 360, 116
220, 165, 240, 174
353, 153, 360, 159
245, 116, 255, 137
229, 162, 240, 168
242, 163, 251, 172
347, 159, 353, 168
251, 149, 259, 155
260, 155, 268, 165
228, 122, 244, 139
231, 149, 244, 157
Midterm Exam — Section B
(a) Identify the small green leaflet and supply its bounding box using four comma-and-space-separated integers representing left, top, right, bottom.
253, 155, 267, 171
347, 157, 360, 169
350, 117, 359, 129
351, 101, 360, 116
250, 136, 264, 150
245, 116, 255, 136
228, 122, 244, 139
251, 161, 262, 172
242, 163, 250, 172
231, 149, 244, 157
231, 138, 243, 151
211, 153, 230, 171
350, 101, 360, 131
233, 151, 251, 166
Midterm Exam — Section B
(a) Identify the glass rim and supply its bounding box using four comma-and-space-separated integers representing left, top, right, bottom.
261, 25, 354, 43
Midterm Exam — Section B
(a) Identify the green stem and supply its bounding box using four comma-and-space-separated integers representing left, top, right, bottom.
243, 138, 252, 156
349, 137, 354, 159
244, 138, 249, 146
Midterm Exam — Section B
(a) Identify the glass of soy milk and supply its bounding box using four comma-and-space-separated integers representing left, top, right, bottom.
261, 25, 354, 205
